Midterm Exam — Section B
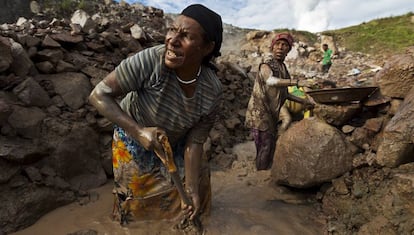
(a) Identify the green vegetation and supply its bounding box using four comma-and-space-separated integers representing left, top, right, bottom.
272, 12, 414, 57
322, 12, 414, 56
293, 30, 319, 45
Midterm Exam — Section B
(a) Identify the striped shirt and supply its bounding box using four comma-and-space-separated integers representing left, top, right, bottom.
115, 44, 223, 144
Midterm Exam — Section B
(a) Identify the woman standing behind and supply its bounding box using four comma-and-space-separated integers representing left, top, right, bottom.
89, 3, 223, 228
245, 32, 313, 171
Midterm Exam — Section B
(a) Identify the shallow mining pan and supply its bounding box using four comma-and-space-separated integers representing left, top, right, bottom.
306, 86, 378, 104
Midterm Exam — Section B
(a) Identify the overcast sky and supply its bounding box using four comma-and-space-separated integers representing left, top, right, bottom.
119, 0, 414, 33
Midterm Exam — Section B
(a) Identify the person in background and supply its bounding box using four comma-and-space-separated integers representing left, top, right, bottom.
245, 32, 314, 171
321, 43, 333, 73
88, 3, 223, 230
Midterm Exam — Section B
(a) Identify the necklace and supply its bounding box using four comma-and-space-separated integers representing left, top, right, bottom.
176, 67, 201, 85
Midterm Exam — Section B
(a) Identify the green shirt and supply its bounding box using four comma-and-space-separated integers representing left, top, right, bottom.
115, 45, 222, 144
322, 49, 333, 65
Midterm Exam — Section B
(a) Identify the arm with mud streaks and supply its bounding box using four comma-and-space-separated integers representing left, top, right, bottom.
183, 141, 203, 220
88, 71, 164, 151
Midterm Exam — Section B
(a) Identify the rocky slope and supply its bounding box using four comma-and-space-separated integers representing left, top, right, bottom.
1, 1, 414, 234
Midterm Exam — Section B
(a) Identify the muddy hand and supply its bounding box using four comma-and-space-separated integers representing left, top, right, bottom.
189, 192, 200, 220
176, 199, 204, 235
304, 99, 315, 110
298, 79, 317, 88
137, 127, 165, 153
181, 202, 194, 219
180, 189, 200, 220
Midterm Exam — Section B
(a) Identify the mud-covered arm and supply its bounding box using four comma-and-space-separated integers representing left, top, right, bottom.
286, 92, 315, 109
88, 71, 164, 151
263, 66, 314, 88
263, 71, 296, 88
182, 93, 221, 219
89, 71, 137, 132
259, 64, 295, 87
287, 93, 307, 103
184, 140, 203, 219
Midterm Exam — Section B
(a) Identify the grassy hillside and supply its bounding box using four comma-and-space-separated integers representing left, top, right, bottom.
271, 12, 414, 57
322, 12, 414, 56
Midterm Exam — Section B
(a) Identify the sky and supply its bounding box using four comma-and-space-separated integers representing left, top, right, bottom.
118, 0, 414, 33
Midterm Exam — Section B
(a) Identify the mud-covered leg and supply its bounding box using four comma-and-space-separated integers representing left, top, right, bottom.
252, 129, 276, 170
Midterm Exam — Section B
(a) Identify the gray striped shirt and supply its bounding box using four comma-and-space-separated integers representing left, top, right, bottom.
115, 45, 222, 144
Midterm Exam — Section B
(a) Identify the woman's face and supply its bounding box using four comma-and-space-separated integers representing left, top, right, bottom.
271, 39, 290, 61
164, 15, 213, 70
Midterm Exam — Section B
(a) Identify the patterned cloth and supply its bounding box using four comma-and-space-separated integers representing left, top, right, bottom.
111, 126, 211, 223
245, 58, 291, 170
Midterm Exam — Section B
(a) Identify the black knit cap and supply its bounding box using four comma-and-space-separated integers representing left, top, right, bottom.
181, 4, 223, 58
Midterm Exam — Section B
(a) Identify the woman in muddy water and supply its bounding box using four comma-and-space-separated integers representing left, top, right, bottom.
88, 3, 223, 233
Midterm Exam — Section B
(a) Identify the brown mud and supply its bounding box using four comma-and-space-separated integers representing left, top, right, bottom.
11, 165, 325, 235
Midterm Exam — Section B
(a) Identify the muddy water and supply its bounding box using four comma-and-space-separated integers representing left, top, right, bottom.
11, 169, 325, 235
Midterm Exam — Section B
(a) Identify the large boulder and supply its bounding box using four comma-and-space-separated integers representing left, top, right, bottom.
34, 72, 92, 110
375, 47, 414, 99
49, 123, 107, 190
376, 85, 414, 167
0, 36, 13, 72
271, 118, 359, 188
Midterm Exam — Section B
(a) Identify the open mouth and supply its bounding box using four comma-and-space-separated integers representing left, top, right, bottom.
165, 49, 185, 67
166, 49, 183, 59
274, 50, 285, 57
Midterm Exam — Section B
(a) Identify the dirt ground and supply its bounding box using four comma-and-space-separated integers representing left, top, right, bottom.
10, 149, 326, 235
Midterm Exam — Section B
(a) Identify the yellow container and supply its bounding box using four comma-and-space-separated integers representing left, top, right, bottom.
286, 86, 305, 114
